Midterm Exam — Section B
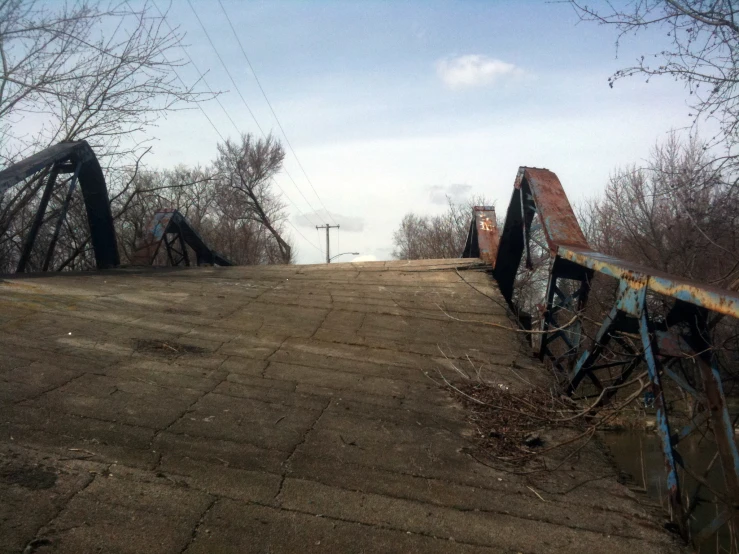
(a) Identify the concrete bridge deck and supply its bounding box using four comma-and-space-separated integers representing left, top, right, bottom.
0, 260, 683, 553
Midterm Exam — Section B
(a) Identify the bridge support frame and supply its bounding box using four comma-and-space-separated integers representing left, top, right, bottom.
0, 140, 119, 271
130, 209, 233, 267
464, 165, 739, 546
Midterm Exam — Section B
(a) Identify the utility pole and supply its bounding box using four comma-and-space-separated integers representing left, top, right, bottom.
316, 223, 340, 263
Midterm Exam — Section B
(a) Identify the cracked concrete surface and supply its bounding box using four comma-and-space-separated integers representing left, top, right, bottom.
0, 259, 685, 553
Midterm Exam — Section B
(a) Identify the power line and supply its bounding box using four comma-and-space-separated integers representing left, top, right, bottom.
285, 220, 323, 254
186, 0, 265, 136
216, 0, 338, 226
152, 0, 323, 232
124, 0, 324, 259
184, 88, 226, 142
125, 0, 225, 142
141, 1, 324, 257
268, 178, 323, 254
185, 0, 325, 226
152, 0, 241, 136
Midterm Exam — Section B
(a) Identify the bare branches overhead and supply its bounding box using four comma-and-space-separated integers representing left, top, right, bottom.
581, 132, 739, 285
569, 0, 739, 163
0, 0, 209, 165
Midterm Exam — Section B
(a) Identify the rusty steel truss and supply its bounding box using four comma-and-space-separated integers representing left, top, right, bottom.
464, 166, 739, 546
130, 209, 233, 267
0, 141, 119, 271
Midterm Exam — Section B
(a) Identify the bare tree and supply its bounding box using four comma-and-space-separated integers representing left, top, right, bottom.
214, 134, 293, 264
0, 0, 212, 271
113, 164, 216, 263
579, 133, 739, 407
0, 0, 205, 163
568, 0, 739, 166
393, 213, 428, 260
112, 152, 296, 267
582, 133, 739, 284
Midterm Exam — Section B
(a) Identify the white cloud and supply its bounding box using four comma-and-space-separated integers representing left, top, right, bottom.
427, 183, 473, 205
436, 55, 522, 89
293, 209, 366, 232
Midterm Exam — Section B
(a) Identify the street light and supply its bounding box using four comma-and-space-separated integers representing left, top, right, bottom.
329, 252, 360, 263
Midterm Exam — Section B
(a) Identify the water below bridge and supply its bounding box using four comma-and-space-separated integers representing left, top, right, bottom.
604, 428, 735, 553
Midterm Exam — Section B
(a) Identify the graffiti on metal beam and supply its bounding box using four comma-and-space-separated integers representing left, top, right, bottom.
462, 206, 499, 266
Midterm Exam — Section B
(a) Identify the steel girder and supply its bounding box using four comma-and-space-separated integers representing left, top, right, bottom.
0, 140, 119, 270
465, 166, 739, 545
130, 209, 233, 267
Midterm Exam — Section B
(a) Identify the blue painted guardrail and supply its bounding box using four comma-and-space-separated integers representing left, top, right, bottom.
465, 166, 739, 546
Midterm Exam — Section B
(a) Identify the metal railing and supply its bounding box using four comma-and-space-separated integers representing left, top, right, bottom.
464, 166, 739, 546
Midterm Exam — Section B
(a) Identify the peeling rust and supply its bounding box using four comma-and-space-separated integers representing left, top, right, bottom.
474, 206, 499, 265
489, 164, 739, 543
559, 246, 739, 319
130, 210, 176, 266
520, 167, 589, 254
461, 206, 500, 266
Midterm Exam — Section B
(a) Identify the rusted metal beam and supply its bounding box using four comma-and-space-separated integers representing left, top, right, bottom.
0, 142, 93, 195
487, 164, 739, 544
462, 206, 499, 265
514, 167, 589, 253
678, 304, 739, 535
130, 210, 175, 265
42, 161, 81, 271
176, 223, 191, 267
494, 185, 530, 309
559, 246, 739, 319
636, 298, 687, 538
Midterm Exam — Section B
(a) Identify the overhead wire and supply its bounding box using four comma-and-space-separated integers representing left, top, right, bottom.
267, 179, 323, 254
216, 0, 338, 226
184, 0, 326, 228
121, 1, 324, 256
152, 0, 323, 233
124, 0, 225, 143
185, 0, 265, 136
285, 220, 325, 256
152, 1, 241, 136
147, 1, 324, 255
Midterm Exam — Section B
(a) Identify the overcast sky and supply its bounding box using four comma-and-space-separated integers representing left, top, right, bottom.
146, 0, 701, 264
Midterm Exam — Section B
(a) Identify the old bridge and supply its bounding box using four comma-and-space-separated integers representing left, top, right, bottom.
1, 142, 737, 553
